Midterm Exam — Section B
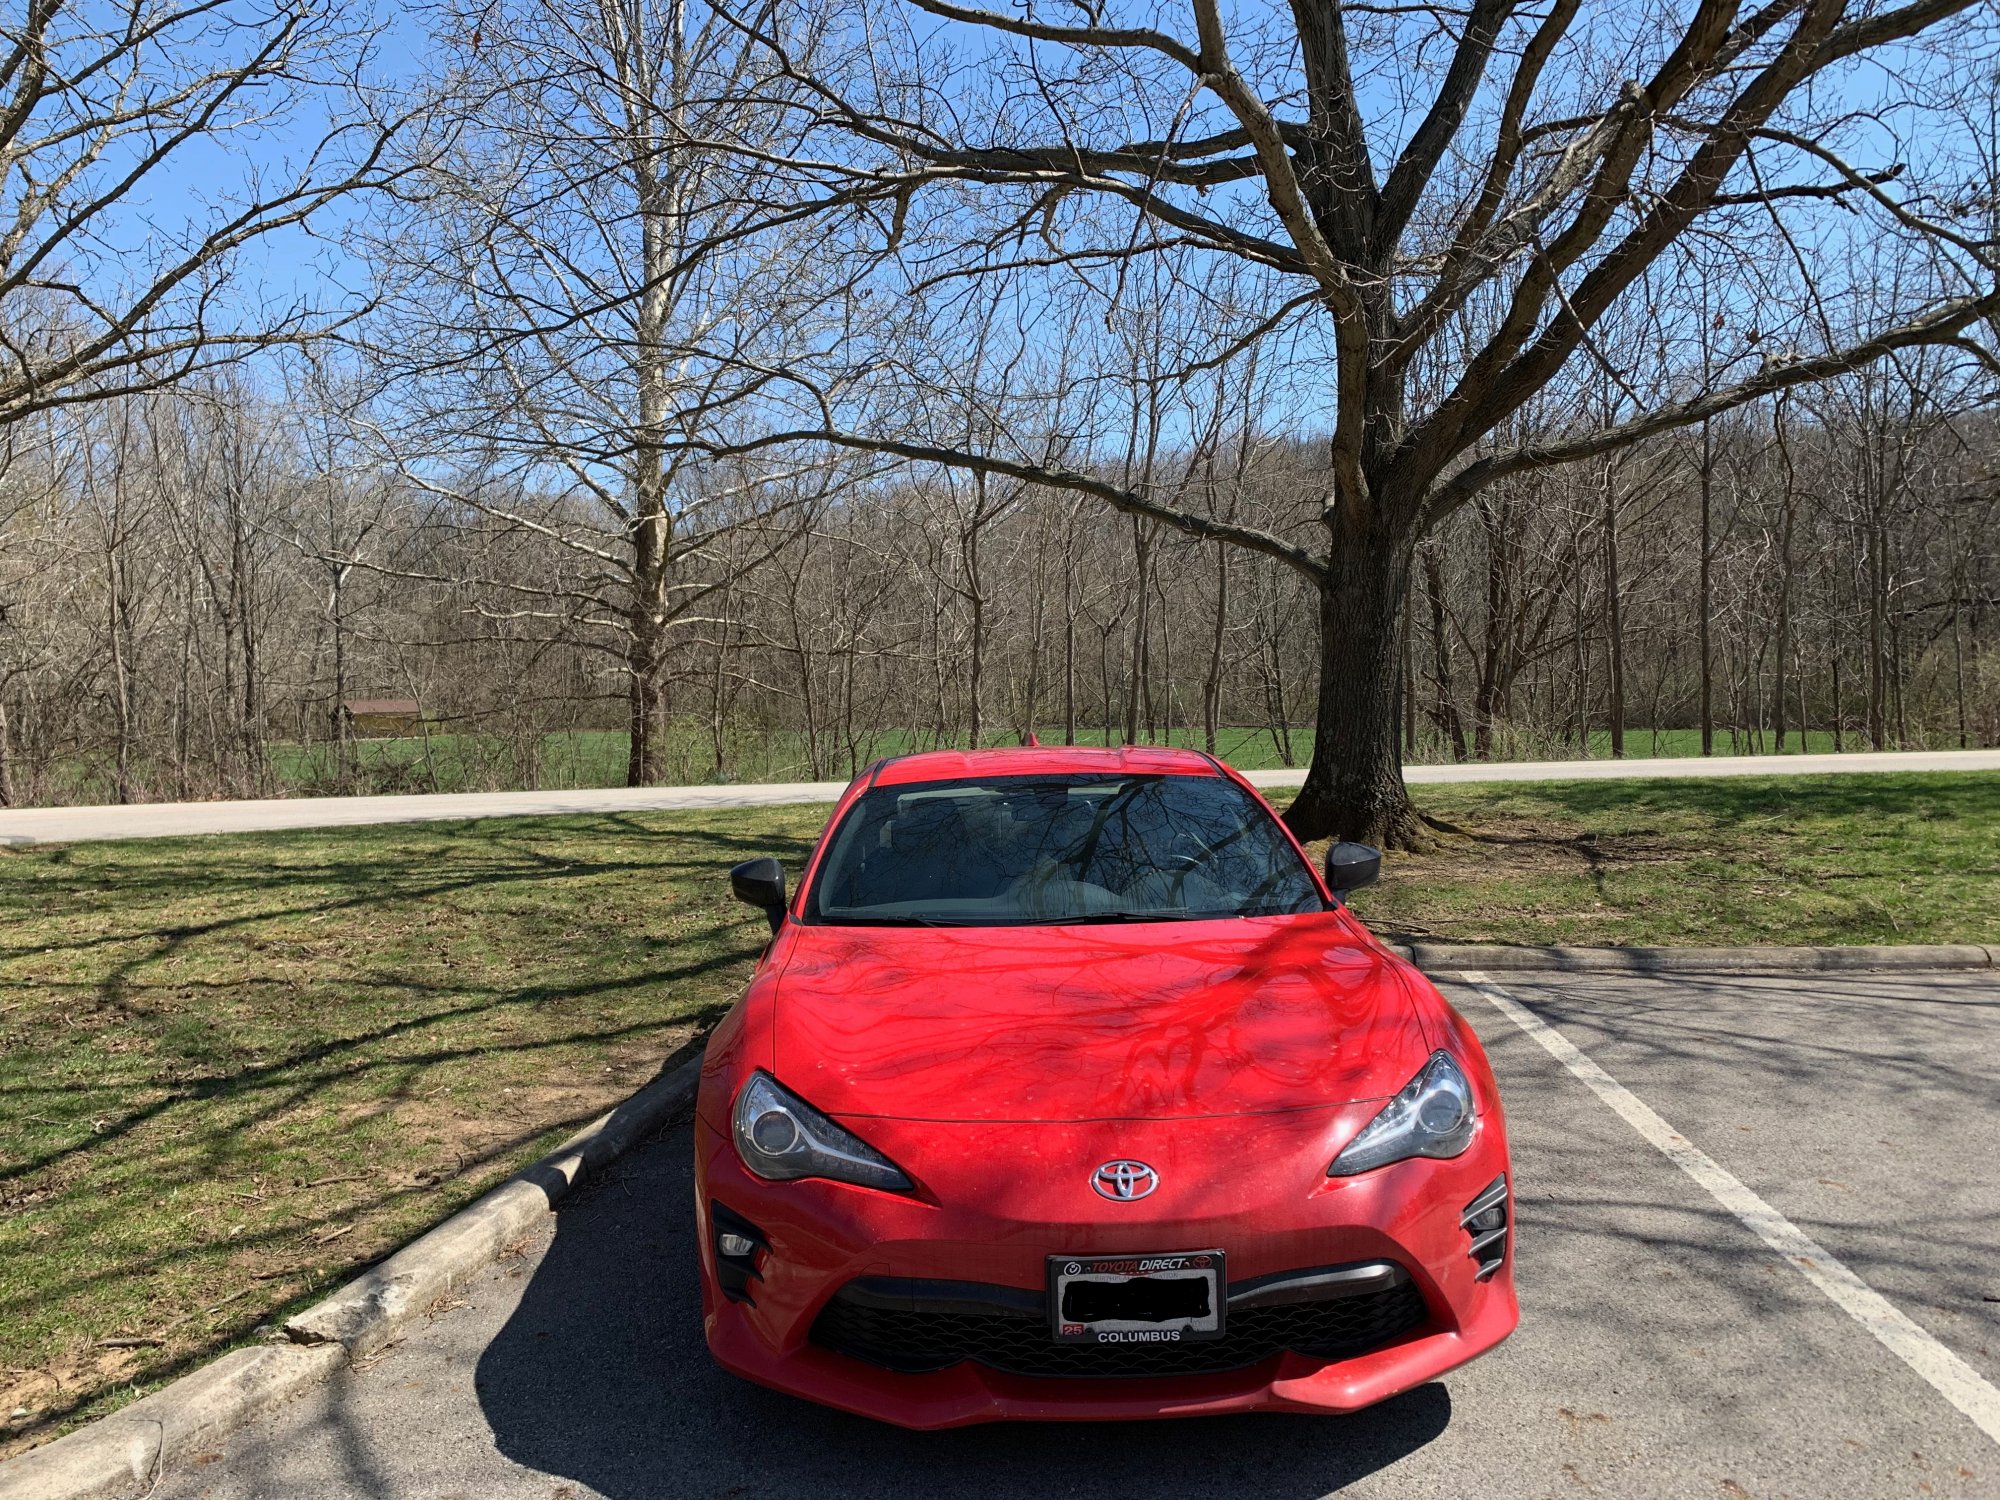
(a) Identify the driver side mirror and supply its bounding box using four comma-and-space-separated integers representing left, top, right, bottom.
730, 857, 788, 934
1325, 842, 1381, 894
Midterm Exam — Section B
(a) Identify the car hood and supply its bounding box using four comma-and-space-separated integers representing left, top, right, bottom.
771, 915, 1432, 1122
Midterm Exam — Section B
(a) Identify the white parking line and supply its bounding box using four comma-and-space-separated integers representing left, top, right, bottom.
1460, 969, 2000, 1449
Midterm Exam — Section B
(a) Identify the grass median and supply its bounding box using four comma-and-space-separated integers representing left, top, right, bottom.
2, 770, 1994, 1454
1350, 770, 2000, 948
0, 806, 824, 1455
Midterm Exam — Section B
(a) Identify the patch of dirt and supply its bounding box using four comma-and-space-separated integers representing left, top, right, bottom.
1, 1345, 149, 1459
1388, 819, 1687, 878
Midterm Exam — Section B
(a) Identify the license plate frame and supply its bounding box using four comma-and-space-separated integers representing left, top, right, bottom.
1048, 1251, 1226, 1345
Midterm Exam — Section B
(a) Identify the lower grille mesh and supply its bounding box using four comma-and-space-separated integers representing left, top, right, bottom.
810, 1278, 1428, 1379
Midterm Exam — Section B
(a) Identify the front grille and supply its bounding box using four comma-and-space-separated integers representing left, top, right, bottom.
810, 1270, 1428, 1379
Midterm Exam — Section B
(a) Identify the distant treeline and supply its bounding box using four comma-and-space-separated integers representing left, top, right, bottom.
1, 367, 1992, 807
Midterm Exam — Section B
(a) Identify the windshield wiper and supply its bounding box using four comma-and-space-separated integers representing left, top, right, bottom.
1041, 910, 1218, 924
819, 914, 993, 926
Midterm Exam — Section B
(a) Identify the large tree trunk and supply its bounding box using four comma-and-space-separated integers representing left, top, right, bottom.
1283, 536, 1421, 847
626, 601, 669, 785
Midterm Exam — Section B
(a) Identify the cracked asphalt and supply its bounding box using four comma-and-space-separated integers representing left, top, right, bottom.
151, 969, 2000, 1500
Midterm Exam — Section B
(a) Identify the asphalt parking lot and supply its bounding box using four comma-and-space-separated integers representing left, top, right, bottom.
153, 969, 2000, 1500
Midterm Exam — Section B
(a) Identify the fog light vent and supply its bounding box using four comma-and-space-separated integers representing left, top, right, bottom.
711, 1201, 770, 1305
1460, 1174, 1509, 1281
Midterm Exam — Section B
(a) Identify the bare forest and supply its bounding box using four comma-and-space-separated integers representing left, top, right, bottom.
1, 0, 1997, 833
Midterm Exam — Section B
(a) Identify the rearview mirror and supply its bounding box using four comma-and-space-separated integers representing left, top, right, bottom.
1325, 842, 1381, 894
730, 857, 788, 933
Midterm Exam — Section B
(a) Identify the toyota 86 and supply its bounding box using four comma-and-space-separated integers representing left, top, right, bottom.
694, 744, 1515, 1427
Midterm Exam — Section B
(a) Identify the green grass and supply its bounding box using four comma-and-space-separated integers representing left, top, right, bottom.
260, 724, 1325, 795
2, 770, 1993, 1454
1349, 771, 2000, 948
35, 720, 1947, 805
264, 723, 1872, 792
0, 806, 825, 1453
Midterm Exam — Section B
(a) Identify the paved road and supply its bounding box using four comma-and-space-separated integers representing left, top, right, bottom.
152, 969, 2000, 1500
4, 749, 1996, 846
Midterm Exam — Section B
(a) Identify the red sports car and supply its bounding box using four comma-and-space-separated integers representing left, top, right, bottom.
694, 745, 1515, 1427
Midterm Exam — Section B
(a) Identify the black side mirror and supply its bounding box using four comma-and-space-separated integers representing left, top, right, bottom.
730, 857, 788, 933
1325, 842, 1382, 894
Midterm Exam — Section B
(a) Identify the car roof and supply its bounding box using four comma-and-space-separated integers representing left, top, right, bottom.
867, 744, 1222, 787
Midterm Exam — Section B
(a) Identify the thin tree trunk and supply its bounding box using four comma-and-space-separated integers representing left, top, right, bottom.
0, 692, 15, 806
1123, 517, 1150, 744
1062, 569, 1077, 745
966, 536, 985, 749
1204, 547, 1226, 757
1602, 466, 1625, 758
1472, 496, 1508, 760
1570, 523, 1587, 751
1402, 591, 1417, 756
1831, 644, 1845, 752
1419, 542, 1467, 761
1699, 416, 1715, 757
1867, 512, 1887, 750
1772, 404, 1797, 752
106, 526, 137, 804
1952, 568, 1968, 752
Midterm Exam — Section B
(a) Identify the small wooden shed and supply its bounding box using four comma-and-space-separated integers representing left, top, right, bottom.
340, 698, 424, 739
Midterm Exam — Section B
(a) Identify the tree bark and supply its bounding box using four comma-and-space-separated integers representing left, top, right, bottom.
1283, 536, 1421, 846
626, 600, 669, 785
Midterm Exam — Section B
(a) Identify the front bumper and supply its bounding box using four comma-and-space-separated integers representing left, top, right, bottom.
693, 1104, 1517, 1427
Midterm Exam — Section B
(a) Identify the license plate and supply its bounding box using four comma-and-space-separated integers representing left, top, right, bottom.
1049, 1251, 1226, 1344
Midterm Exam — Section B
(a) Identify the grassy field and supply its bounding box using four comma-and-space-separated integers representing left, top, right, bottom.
28, 720, 1917, 806
0, 806, 825, 1454
127, 722, 1883, 802
2, 769, 1993, 1453
265, 723, 1864, 792
1348, 771, 2000, 947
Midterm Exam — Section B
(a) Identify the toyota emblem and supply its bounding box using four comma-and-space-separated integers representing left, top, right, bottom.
1091, 1160, 1159, 1201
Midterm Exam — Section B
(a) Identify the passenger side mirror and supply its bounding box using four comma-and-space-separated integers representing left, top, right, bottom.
730, 857, 788, 934
1325, 842, 1381, 894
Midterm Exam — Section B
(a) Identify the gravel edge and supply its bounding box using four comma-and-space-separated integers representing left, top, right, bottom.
0, 1056, 702, 1500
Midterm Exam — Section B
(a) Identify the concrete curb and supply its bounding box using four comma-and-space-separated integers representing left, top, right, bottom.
1400, 941, 1998, 975
0, 1055, 702, 1500
0, 1345, 346, 1500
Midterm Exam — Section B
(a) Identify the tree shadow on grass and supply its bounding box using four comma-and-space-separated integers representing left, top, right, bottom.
0, 812, 820, 1446
475, 1129, 1452, 1500
1453, 772, 1996, 827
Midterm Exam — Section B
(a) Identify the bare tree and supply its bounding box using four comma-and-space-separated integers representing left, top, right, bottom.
0, 0, 415, 426
366, 0, 869, 784
713, 0, 2000, 840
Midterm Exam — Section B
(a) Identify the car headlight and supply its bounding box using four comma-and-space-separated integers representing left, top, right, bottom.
1328, 1051, 1477, 1175
732, 1070, 913, 1191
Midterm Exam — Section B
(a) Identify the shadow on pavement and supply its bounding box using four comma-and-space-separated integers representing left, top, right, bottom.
476, 1125, 1451, 1500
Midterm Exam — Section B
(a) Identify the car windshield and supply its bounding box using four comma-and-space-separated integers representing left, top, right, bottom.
805, 772, 1326, 926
